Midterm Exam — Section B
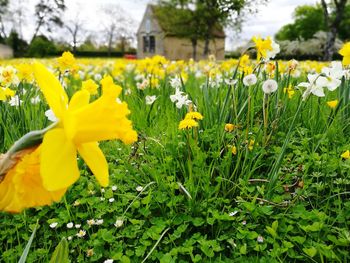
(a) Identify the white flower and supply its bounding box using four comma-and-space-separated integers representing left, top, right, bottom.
30, 95, 40, 104
109, 198, 115, 203
225, 79, 237, 86
9, 95, 22, 107
298, 74, 326, 100
229, 211, 238, 216
104, 260, 114, 263
101, 188, 105, 193
145, 95, 157, 105
45, 109, 58, 122
49, 222, 58, 229
76, 229, 86, 238
111, 185, 117, 191
170, 88, 192, 109
170, 76, 182, 89
257, 235, 264, 243
66, 222, 74, 229
87, 219, 95, 226
262, 79, 278, 94
100, 197, 105, 201
94, 73, 102, 81
243, 74, 257, 86
75, 224, 81, 229
266, 40, 280, 60
67, 236, 73, 241
136, 186, 143, 192
114, 219, 124, 228
95, 219, 104, 225
320, 61, 343, 91
125, 88, 132, 95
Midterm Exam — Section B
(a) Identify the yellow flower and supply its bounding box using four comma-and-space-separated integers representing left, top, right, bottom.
185, 112, 203, 121
248, 139, 255, 151
327, 100, 338, 109
16, 63, 34, 82
240, 54, 250, 68
178, 119, 198, 130
231, 146, 237, 155
82, 79, 98, 95
0, 146, 66, 213
341, 150, 350, 159
283, 85, 295, 99
252, 36, 273, 61
339, 42, 350, 66
225, 123, 235, 132
57, 51, 77, 72
33, 62, 137, 191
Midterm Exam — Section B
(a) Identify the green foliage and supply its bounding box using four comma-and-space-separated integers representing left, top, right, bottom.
27, 36, 57, 57
1, 58, 350, 262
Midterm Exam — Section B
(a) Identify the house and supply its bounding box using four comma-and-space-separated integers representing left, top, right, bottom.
0, 44, 13, 59
137, 4, 225, 60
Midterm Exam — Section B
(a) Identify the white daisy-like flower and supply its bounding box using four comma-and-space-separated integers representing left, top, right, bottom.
66, 222, 74, 229
114, 219, 124, 228
111, 185, 117, 191
109, 198, 115, 203
49, 222, 58, 229
76, 229, 86, 238
136, 186, 143, 192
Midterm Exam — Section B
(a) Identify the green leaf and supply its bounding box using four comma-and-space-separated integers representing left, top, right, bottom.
49, 238, 69, 263
266, 226, 277, 238
303, 247, 317, 258
301, 222, 323, 232
290, 236, 306, 244
19, 221, 39, 263
239, 243, 247, 255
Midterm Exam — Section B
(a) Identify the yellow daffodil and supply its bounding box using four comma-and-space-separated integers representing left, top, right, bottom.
0, 146, 66, 213
252, 36, 273, 61
16, 63, 34, 82
33, 62, 137, 191
339, 42, 350, 66
178, 119, 198, 130
82, 79, 98, 95
341, 150, 350, 159
57, 51, 78, 72
327, 100, 338, 109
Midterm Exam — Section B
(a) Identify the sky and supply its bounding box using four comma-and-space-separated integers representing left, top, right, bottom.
10, 0, 319, 51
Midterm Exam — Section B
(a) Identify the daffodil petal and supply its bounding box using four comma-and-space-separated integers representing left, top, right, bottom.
41, 128, 79, 191
77, 142, 109, 187
68, 90, 90, 112
33, 62, 68, 120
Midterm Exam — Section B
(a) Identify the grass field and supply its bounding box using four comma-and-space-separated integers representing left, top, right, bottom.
0, 44, 350, 262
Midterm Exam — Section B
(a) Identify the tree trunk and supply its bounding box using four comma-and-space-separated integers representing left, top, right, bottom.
203, 36, 210, 57
321, 0, 347, 61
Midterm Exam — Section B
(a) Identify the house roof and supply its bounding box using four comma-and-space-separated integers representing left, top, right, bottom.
148, 4, 226, 39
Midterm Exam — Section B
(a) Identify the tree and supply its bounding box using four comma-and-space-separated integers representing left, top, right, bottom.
320, 0, 348, 61
275, 1, 349, 60
32, 0, 66, 42
159, 0, 269, 56
65, 15, 85, 53
100, 4, 135, 56
0, 0, 9, 40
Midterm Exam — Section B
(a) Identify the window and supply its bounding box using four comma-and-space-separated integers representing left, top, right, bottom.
143, 35, 156, 53
143, 36, 149, 52
149, 36, 155, 53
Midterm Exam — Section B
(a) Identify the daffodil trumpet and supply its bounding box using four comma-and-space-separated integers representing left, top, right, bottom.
0, 123, 57, 182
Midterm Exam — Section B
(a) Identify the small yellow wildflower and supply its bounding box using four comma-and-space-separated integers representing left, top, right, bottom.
231, 146, 237, 155
339, 42, 350, 66
248, 139, 255, 151
341, 150, 350, 159
178, 119, 198, 130
82, 79, 99, 95
185, 112, 203, 121
240, 54, 250, 68
283, 85, 295, 99
225, 123, 235, 132
327, 100, 338, 109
